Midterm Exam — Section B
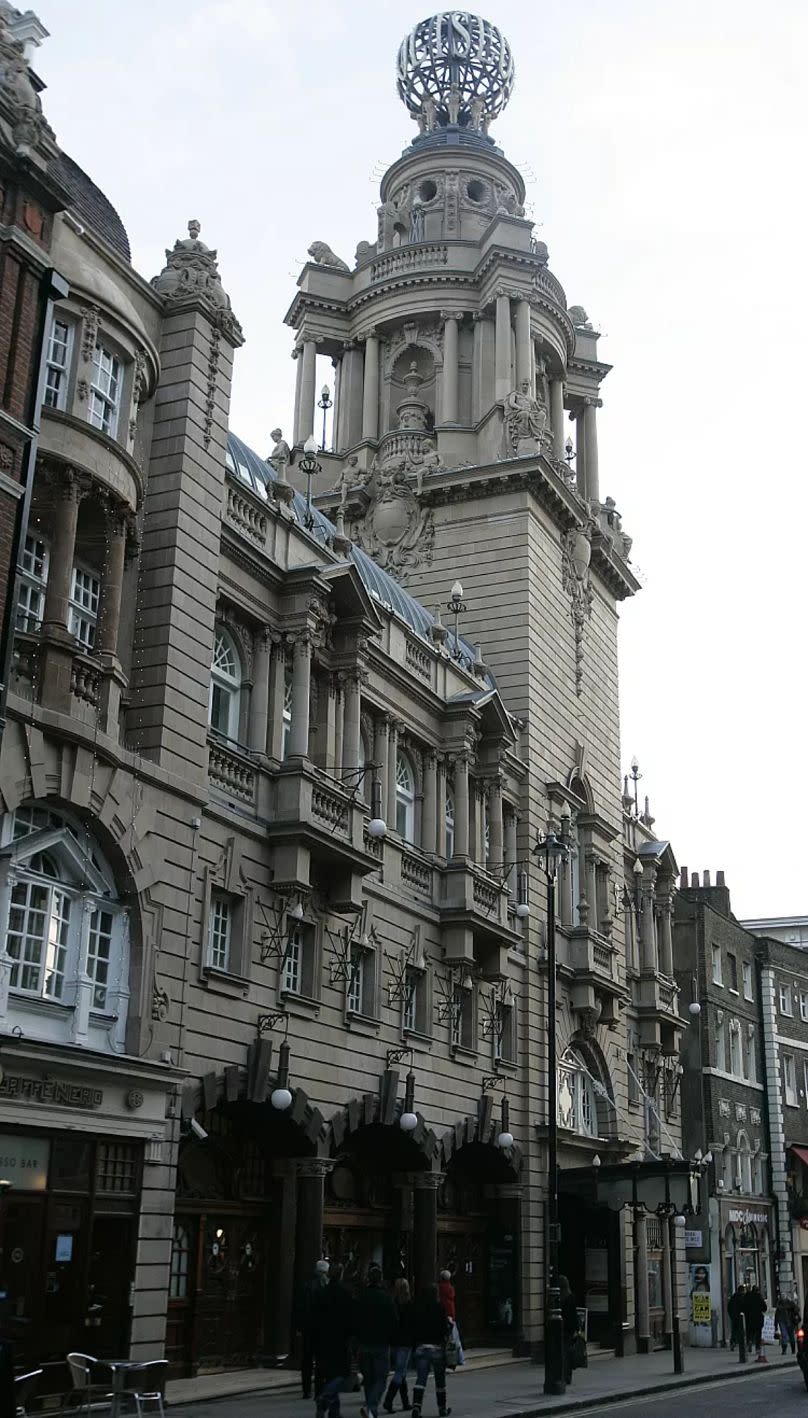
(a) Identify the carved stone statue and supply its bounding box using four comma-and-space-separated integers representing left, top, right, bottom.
409, 198, 425, 243
151, 221, 242, 339
267, 428, 291, 479
307, 241, 350, 272
568, 305, 593, 329
504, 379, 548, 456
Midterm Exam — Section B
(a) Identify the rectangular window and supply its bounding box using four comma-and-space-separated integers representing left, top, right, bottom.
729, 1023, 741, 1077
784, 1053, 798, 1107
800, 992, 808, 1024
7, 878, 70, 999
87, 908, 114, 1009
494, 1002, 515, 1064
347, 949, 365, 1015
804, 1060, 808, 1108
627, 1051, 640, 1105
727, 953, 738, 992
403, 969, 418, 1032
88, 343, 122, 436
43, 318, 73, 410
715, 1013, 726, 1071
68, 565, 100, 648
16, 534, 49, 631
282, 926, 302, 995
711, 944, 722, 985
452, 986, 474, 1050
743, 962, 753, 1001
779, 983, 793, 1017
207, 896, 231, 972
282, 667, 293, 759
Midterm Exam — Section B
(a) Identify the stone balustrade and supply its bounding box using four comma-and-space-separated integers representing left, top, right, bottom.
371, 243, 449, 283
226, 484, 268, 546
208, 740, 257, 804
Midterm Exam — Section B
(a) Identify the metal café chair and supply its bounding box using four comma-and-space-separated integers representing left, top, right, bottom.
65, 1353, 113, 1416
14, 1368, 43, 1418
116, 1360, 168, 1418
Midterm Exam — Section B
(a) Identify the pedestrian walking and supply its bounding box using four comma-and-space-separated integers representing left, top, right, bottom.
727, 1283, 746, 1349
438, 1269, 464, 1366
775, 1292, 798, 1355
311, 1263, 354, 1418
743, 1284, 767, 1362
352, 1263, 398, 1418
383, 1277, 414, 1413
410, 1283, 452, 1418
295, 1259, 330, 1399
559, 1275, 580, 1384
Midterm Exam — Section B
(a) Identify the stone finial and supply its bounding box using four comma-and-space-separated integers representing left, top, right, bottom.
151, 220, 243, 342
429, 607, 448, 648
0, 6, 54, 159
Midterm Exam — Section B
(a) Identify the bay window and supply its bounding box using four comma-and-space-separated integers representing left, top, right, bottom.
43, 318, 73, 410
88, 343, 122, 436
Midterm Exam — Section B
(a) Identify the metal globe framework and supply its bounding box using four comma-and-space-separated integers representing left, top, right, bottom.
396, 12, 515, 128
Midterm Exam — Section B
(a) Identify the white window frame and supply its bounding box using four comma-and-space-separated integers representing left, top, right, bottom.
87, 342, 122, 437
282, 925, 302, 996
444, 790, 455, 858
207, 895, 231, 972
209, 628, 241, 741
711, 944, 723, 985
347, 948, 365, 1015
727, 952, 738, 992
43, 317, 73, 411
729, 1020, 741, 1077
800, 991, 808, 1024
779, 983, 793, 1017
784, 1053, 798, 1107
557, 1051, 599, 1138
68, 563, 100, 649
715, 1012, 726, 1071
395, 752, 416, 842
281, 666, 293, 759
742, 961, 753, 1001
16, 533, 50, 632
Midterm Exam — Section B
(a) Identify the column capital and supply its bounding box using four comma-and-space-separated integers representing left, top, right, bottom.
295, 1158, 334, 1180
440, 309, 462, 323
413, 1171, 444, 1190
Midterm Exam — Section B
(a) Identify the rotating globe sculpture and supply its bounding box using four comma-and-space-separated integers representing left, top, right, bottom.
396, 12, 515, 130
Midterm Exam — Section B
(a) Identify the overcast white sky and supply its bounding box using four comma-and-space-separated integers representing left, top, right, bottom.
34, 0, 807, 918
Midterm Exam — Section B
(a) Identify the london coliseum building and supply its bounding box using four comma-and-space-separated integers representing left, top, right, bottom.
0, 5, 693, 1377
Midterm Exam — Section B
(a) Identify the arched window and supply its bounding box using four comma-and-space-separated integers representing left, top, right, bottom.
209, 628, 241, 740
557, 1047, 599, 1138
0, 803, 129, 1051
395, 753, 416, 842
445, 790, 455, 858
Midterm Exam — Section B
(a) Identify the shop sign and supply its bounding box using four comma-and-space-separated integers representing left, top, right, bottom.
685, 1230, 703, 1248
727, 1208, 768, 1225
0, 1074, 103, 1110
0, 1134, 49, 1190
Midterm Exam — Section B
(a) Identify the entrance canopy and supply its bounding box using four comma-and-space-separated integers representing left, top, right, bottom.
560, 1157, 700, 1215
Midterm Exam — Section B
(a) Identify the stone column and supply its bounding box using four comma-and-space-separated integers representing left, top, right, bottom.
422, 750, 437, 855
248, 627, 271, 755
476, 782, 487, 864
505, 809, 517, 869
489, 774, 504, 869
374, 716, 389, 819
268, 640, 285, 759
550, 379, 565, 459
453, 754, 469, 857
441, 313, 460, 423
362, 332, 380, 442
287, 635, 311, 758
585, 849, 599, 932
97, 504, 128, 657
42, 471, 83, 635
292, 347, 303, 444
575, 409, 587, 500
635, 1211, 651, 1353
657, 890, 674, 978
413, 1174, 441, 1300
495, 292, 512, 401
387, 722, 399, 832
342, 671, 362, 775
640, 865, 658, 973
583, 398, 599, 502
324, 673, 338, 770
514, 298, 532, 390
333, 679, 344, 774
293, 1160, 329, 1298
296, 338, 317, 444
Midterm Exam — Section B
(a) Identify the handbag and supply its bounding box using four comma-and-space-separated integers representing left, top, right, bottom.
570, 1332, 588, 1370
445, 1334, 459, 1369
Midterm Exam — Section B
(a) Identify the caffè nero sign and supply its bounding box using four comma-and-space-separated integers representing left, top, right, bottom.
0, 1134, 50, 1191
0, 1073, 103, 1109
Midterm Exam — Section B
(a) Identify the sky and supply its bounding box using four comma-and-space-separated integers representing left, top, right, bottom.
32, 0, 807, 918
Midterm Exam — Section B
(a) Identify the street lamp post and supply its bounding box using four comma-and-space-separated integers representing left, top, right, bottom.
534, 825, 570, 1396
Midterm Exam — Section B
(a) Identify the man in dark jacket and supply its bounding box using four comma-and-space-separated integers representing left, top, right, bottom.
295, 1259, 330, 1398
352, 1264, 398, 1418
311, 1263, 354, 1418
742, 1284, 767, 1362
728, 1284, 746, 1349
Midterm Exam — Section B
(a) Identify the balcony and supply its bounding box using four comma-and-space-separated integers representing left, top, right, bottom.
561, 927, 626, 1030
439, 861, 522, 978
39, 409, 142, 513
370, 243, 449, 284
208, 739, 257, 806
633, 970, 683, 1052
267, 762, 379, 911
11, 632, 124, 737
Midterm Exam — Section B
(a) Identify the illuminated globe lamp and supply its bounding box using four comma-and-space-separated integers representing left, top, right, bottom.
496, 1096, 513, 1150
270, 1040, 293, 1112
367, 777, 387, 840
399, 1069, 419, 1132
514, 867, 530, 919
396, 12, 515, 134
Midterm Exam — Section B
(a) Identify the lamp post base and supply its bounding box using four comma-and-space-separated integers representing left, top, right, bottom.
543, 1297, 567, 1396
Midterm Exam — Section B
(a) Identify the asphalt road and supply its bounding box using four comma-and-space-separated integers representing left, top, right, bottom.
582, 1366, 808, 1417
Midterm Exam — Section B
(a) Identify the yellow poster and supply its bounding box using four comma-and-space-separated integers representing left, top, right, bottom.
692, 1293, 711, 1323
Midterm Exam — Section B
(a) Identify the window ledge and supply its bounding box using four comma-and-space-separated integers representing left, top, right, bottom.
345, 1012, 381, 1036
450, 1044, 478, 1064
202, 967, 250, 998
279, 992, 320, 1019
728, 988, 739, 996
493, 1058, 518, 1075
402, 1028, 433, 1052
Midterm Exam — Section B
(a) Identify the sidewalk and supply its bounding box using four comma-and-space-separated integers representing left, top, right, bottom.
168, 1343, 802, 1416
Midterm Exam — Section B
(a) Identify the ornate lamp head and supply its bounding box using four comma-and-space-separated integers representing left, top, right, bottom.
396, 12, 515, 132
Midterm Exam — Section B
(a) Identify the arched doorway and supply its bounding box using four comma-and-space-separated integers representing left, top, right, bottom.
437, 1135, 522, 1347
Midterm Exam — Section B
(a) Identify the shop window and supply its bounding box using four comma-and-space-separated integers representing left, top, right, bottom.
170, 1222, 191, 1300
557, 1047, 599, 1137
779, 983, 793, 1017
16, 534, 49, 631
43, 317, 73, 410
743, 962, 753, 1001
711, 944, 723, 985
209, 628, 242, 741
0, 804, 129, 1049
96, 1141, 140, 1195
68, 565, 100, 649
727, 953, 738, 992
444, 790, 455, 858
88, 342, 122, 437
395, 752, 416, 842
207, 894, 232, 972
784, 1053, 798, 1107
